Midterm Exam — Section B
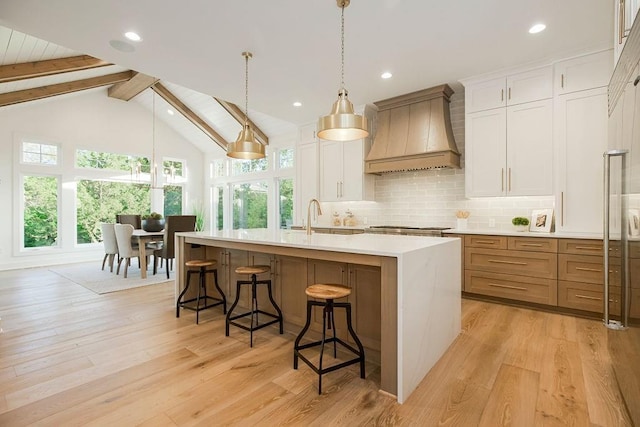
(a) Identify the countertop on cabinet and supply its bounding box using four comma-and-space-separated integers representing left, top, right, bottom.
290, 225, 366, 232
444, 228, 607, 240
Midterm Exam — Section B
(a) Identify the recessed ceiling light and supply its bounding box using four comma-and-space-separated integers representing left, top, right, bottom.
293, 101, 302, 107
528, 23, 546, 34
167, 109, 174, 116
124, 31, 142, 42
381, 72, 393, 79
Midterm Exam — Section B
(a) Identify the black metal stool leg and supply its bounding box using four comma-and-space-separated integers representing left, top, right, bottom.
250, 278, 258, 347
212, 269, 226, 314
345, 303, 366, 379
329, 300, 337, 358
176, 270, 194, 318
195, 268, 204, 324
318, 303, 328, 394
266, 279, 284, 334
294, 300, 313, 369
226, 280, 244, 336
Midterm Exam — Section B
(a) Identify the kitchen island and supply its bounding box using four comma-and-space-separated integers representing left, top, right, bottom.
175, 229, 461, 403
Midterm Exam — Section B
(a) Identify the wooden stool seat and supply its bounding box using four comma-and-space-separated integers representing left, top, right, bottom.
177, 258, 226, 324
185, 259, 217, 268
226, 264, 283, 347
235, 265, 270, 275
305, 284, 351, 300
294, 283, 365, 394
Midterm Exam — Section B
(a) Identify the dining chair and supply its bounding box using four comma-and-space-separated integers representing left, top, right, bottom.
152, 215, 196, 279
114, 223, 140, 278
100, 223, 118, 272
116, 214, 142, 229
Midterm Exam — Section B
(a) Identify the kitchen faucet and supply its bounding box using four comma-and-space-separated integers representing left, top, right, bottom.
306, 198, 323, 235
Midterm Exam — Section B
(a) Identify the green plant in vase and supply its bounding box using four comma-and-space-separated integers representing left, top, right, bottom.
512, 216, 530, 232
192, 201, 205, 232
142, 212, 165, 232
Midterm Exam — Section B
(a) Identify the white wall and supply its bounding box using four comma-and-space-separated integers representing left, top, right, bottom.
315, 89, 555, 230
0, 88, 206, 270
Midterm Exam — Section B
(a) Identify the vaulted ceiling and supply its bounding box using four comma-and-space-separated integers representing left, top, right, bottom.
0, 1, 614, 154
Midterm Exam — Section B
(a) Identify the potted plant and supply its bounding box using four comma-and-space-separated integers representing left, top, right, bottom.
142, 212, 165, 232
512, 216, 530, 232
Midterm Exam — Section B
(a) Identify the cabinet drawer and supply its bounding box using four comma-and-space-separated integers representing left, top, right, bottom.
465, 247, 557, 279
631, 242, 640, 259
508, 237, 557, 253
558, 281, 620, 313
558, 254, 620, 285
465, 235, 507, 249
558, 239, 603, 255
465, 270, 557, 305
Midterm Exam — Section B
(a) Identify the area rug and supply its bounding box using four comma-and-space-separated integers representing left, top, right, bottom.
49, 261, 173, 294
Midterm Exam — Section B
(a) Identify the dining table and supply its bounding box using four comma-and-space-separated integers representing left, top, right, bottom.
131, 229, 164, 279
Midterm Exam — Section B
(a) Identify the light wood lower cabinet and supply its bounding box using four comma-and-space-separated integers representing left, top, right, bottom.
465, 270, 557, 305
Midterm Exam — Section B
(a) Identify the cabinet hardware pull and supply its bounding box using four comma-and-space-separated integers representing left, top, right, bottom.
561, 74, 564, 89
521, 243, 543, 247
560, 191, 564, 226
488, 259, 527, 265
508, 87, 511, 100
619, 0, 626, 44
336, 182, 339, 198
488, 282, 527, 291
476, 240, 496, 244
576, 294, 601, 301
575, 267, 601, 273
501, 89, 504, 102
508, 168, 512, 192
501, 168, 504, 192
574, 246, 601, 251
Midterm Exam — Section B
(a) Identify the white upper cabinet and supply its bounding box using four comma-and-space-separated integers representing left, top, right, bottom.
319, 139, 374, 202
295, 141, 319, 224
463, 65, 553, 197
465, 66, 553, 113
299, 122, 317, 144
554, 50, 613, 94
615, 0, 640, 63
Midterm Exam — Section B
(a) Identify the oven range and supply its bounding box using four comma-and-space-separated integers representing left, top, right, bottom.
364, 225, 450, 237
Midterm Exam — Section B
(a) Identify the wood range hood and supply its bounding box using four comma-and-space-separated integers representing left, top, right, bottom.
365, 84, 460, 174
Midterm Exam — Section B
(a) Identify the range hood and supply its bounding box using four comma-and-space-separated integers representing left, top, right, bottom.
365, 84, 460, 173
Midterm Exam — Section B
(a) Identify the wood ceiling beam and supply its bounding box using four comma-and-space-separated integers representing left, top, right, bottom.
152, 82, 228, 151
108, 72, 159, 101
214, 97, 269, 146
0, 55, 111, 83
0, 71, 134, 108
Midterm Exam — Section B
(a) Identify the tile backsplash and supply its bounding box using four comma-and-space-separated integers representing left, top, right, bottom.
315, 89, 556, 231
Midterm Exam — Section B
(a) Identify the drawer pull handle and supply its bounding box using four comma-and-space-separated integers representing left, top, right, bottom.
575, 267, 602, 273
488, 259, 527, 265
476, 240, 497, 244
520, 243, 543, 247
575, 294, 601, 301
574, 246, 601, 251
489, 283, 527, 291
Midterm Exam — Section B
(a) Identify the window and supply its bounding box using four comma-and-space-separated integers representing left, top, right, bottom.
233, 181, 268, 229
76, 180, 151, 244
22, 142, 58, 165
278, 148, 294, 169
212, 159, 225, 178
214, 185, 224, 230
163, 159, 184, 182
164, 185, 183, 216
76, 149, 149, 174
278, 178, 293, 228
232, 157, 268, 176
23, 175, 58, 248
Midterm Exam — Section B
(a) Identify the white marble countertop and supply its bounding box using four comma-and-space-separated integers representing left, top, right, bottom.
443, 228, 607, 239
179, 229, 458, 257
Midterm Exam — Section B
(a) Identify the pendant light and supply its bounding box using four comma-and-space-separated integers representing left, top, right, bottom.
317, 0, 369, 142
227, 51, 265, 159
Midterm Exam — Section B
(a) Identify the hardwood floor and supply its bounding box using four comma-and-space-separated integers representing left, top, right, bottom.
0, 265, 635, 426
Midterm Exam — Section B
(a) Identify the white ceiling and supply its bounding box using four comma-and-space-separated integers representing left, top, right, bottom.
0, 0, 614, 140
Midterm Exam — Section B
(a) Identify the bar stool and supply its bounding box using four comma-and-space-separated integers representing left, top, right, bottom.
176, 259, 226, 324
293, 284, 365, 394
225, 265, 284, 347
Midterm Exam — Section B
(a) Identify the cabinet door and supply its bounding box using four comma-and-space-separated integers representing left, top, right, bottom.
555, 87, 608, 232
554, 50, 613, 94
319, 140, 343, 202
299, 122, 317, 143
296, 142, 318, 224
465, 77, 506, 113
341, 139, 364, 200
465, 108, 507, 197
506, 66, 553, 105
227, 249, 250, 309
506, 99, 553, 196
275, 256, 308, 327
348, 264, 381, 352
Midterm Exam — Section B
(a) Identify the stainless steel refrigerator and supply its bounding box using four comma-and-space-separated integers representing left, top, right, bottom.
607, 13, 640, 425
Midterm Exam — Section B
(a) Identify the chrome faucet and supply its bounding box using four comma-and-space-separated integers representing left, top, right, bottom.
306, 198, 323, 235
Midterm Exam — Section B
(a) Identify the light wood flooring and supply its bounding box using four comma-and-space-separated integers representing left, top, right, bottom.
0, 265, 636, 426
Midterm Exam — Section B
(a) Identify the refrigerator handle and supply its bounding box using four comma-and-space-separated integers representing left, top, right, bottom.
603, 149, 629, 329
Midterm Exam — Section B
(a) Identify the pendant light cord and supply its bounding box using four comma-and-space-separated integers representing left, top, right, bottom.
340, 4, 345, 90
244, 52, 249, 126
